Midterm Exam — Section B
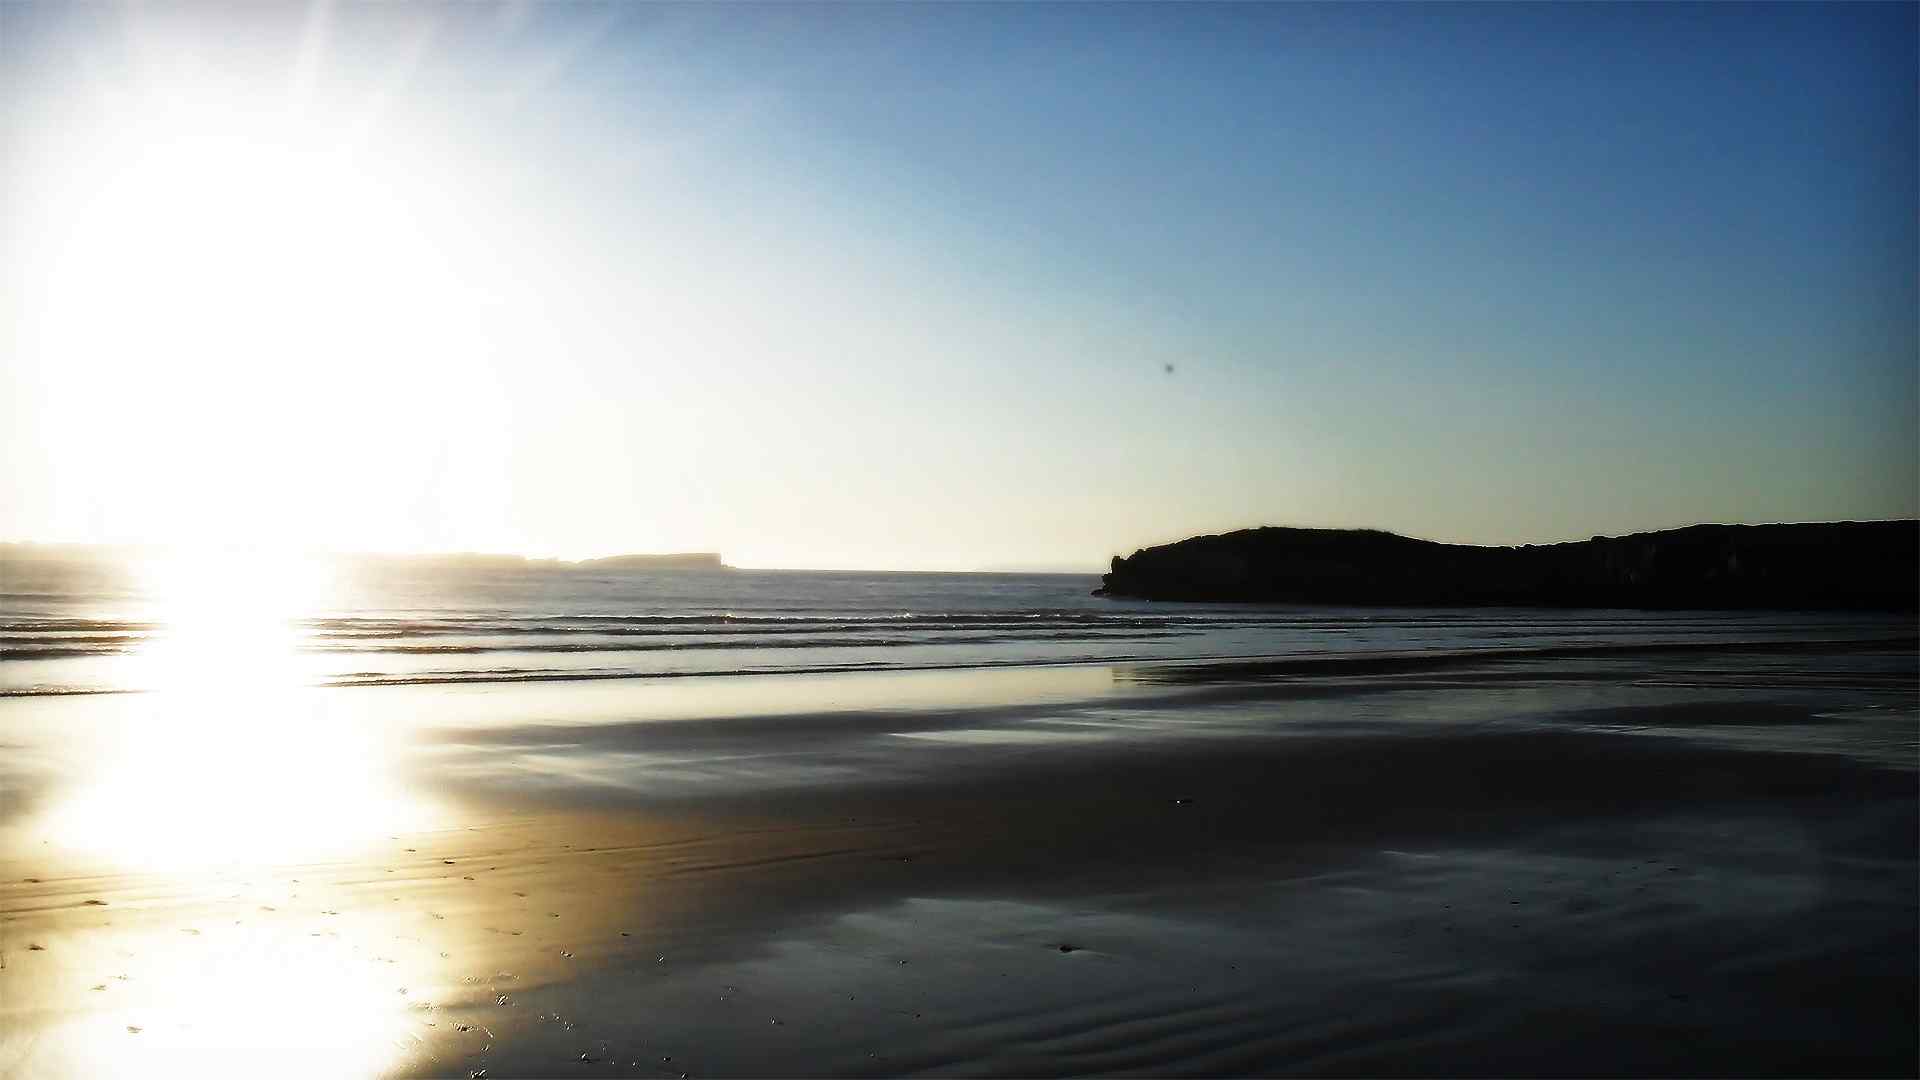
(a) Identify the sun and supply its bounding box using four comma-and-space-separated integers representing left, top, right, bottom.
16, 31, 496, 554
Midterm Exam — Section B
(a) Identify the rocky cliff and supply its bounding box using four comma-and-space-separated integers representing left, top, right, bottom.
1095, 521, 1919, 610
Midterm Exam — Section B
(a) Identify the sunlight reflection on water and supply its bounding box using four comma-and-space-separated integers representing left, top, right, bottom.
42, 549, 435, 870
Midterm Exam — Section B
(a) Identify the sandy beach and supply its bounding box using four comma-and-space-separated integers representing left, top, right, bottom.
2, 636, 1913, 1077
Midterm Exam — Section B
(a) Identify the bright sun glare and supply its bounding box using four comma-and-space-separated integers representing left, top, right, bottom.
11, 14, 507, 1080
37, 918, 429, 1080
28, 548, 441, 1075
28, 46, 486, 553
44, 548, 433, 871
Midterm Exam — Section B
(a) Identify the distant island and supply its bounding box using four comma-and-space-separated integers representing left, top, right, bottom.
0, 544, 731, 574
329, 550, 730, 573
1096, 521, 1919, 610
572, 552, 726, 571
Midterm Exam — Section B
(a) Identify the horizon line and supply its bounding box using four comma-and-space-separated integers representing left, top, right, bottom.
8, 514, 1918, 578
0, 539, 1108, 576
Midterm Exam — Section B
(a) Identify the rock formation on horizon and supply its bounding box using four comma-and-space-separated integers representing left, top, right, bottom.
1096, 521, 1919, 610
573, 552, 727, 571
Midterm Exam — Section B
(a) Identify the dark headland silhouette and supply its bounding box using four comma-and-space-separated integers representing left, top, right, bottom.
1096, 521, 1919, 610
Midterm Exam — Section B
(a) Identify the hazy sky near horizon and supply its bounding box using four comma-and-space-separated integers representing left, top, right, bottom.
2, 2, 1914, 570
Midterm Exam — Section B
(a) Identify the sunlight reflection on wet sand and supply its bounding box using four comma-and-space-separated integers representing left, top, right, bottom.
9, 550, 448, 1078
21, 915, 432, 1079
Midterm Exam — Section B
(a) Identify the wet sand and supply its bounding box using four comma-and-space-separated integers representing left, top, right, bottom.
1, 640, 1914, 1077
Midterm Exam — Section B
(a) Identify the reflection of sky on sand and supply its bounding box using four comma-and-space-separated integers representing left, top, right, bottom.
433, 821, 1851, 1079
418, 660, 1124, 729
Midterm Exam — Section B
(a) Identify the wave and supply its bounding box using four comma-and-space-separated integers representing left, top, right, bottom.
1, 608, 1870, 650
4, 634, 1911, 698
304, 630, 1187, 655
2, 621, 1903, 665
0, 627, 1193, 660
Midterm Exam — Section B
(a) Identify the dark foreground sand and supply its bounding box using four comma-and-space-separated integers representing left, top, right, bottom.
2, 639, 1914, 1077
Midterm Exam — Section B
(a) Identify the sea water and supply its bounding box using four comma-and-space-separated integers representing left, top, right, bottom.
2, 552, 1909, 696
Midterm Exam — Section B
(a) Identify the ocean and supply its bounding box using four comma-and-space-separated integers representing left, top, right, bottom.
3, 555, 1912, 696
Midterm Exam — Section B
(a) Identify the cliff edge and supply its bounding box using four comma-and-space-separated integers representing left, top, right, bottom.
1095, 521, 1919, 610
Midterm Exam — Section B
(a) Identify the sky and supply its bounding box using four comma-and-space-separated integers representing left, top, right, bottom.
1, 2, 1914, 571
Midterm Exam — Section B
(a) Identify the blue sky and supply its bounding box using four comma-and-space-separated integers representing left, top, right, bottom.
2, 2, 1913, 568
